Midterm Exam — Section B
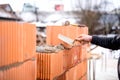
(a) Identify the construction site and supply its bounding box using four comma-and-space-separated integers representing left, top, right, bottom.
0, 0, 120, 80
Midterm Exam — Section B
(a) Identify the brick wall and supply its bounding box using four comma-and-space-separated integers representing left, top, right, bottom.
0, 21, 36, 80
37, 25, 89, 80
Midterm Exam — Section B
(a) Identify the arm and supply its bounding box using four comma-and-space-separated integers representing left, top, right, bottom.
75, 34, 120, 50
91, 35, 120, 50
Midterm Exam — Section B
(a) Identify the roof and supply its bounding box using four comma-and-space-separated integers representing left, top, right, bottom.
0, 4, 21, 21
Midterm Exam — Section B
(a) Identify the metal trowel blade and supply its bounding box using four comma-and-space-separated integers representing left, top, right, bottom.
58, 34, 74, 46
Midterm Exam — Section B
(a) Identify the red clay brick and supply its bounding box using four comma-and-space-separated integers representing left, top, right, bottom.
37, 51, 64, 80
0, 21, 36, 67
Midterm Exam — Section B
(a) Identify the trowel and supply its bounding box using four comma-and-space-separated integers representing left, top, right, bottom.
58, 34, 75, 45
58, 34, 88, 49
58, 34, 76, 48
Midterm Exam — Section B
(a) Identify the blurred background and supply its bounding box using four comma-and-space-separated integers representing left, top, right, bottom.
0, 0, 120, 35
0, 0, 120, 80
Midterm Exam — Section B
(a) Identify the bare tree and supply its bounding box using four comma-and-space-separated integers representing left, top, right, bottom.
71, 0, 102, 34
72, 0, 113, 34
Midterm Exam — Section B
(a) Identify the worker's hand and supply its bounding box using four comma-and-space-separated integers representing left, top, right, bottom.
75, 34, 92, 43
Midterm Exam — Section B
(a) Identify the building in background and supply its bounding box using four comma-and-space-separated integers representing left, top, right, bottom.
0, 0, 101, 12
0, 0, 119, 12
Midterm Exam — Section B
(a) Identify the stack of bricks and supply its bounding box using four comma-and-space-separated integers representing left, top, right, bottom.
37, 25, 89, 80
0, 21, 36, 80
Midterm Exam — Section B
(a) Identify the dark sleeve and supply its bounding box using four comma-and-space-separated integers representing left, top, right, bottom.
91, 35, 120, 50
